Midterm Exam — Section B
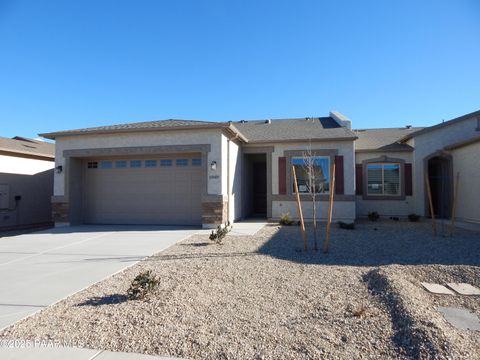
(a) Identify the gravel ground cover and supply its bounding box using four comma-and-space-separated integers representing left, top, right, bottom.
1, 220, 479, 359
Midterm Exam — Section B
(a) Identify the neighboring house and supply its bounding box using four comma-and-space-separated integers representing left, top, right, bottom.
0, 136, 55, 230
354, 109, 480, 225
402, 110, 480, 220
354, 127, 422, 218
444, 136, 480, 225
40, 109, 480, 229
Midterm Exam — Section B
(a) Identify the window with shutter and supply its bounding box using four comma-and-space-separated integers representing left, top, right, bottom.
366, 163, 400, 196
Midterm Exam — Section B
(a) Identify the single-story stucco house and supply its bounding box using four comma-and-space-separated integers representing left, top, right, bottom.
354, 109, 480, 226
40, 109, 480, 229
0, 136, 55, 230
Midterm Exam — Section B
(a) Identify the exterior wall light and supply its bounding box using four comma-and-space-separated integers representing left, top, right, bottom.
210, 161, 217, 171
55, 165, 63, 174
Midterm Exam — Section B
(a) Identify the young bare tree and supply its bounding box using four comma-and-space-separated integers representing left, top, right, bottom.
298, 141, 329, 251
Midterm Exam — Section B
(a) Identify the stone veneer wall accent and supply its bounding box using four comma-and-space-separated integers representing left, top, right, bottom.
52, 202, 69, 223
53, 200, 228, 226
202, 201, 228, 225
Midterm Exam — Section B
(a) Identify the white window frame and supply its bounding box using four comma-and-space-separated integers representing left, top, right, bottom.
366, 162, 401, 196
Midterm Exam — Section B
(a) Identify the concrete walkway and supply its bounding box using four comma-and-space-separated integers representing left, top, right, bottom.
0, 225, 199, 330
197, 220, 267, 237
1, 346, 183, 359
228, 220, 267, 236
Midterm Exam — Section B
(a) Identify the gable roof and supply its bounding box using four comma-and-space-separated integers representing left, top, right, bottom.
354, 127, 423, 152
0, 136, 55, 159
233, 117, 357, 143
40, 116, 357, 143
400, 109, 480, 142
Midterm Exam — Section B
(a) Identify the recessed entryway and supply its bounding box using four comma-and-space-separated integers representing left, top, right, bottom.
243, 153, 267, 218
427, 155, 453, 219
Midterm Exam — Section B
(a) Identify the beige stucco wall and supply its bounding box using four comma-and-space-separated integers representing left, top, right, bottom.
412, 116, 480, 215
0, 154, 54, 228
355, 151, 413, 164
222, 134, 242, 222
54, 129, 224, 197
356, 197, 414, 218
450, 141, 480, 224
355, 151, 414, 217
220, 134, 228, 196
272, 200, 356, 222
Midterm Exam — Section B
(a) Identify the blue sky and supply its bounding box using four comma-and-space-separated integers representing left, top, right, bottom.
0, 0, 479, 139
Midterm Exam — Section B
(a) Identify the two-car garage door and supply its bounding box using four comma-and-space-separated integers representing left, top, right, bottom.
83, 154, 202, 225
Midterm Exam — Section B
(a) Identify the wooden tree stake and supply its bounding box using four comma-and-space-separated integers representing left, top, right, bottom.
323, 162, 336, 253
425, 172, 436, 237
450, 172, 460, 237
292, 165, 308, 251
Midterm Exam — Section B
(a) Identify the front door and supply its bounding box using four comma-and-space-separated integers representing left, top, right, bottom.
427, 156, 452, 219
252, 162, 267, 216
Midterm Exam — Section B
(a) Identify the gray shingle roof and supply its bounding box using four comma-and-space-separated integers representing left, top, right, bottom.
40, 119, 222, 138
399, 109, 480, 141
354, 127, 423, 152
0, 136, 55, 158
444, 134, 480, 150
40, 117, 357, 143
233, 117, 357, 142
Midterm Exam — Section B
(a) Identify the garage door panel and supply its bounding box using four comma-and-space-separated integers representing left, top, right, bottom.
84, 155, 202, 225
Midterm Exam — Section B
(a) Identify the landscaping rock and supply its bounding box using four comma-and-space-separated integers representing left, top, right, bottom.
1, 221, 479, 359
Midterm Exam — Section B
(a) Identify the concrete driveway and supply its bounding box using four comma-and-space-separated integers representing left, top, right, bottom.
0, 225, 199, 330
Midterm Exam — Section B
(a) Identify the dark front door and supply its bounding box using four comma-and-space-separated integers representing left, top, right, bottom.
252, 162, 267, 216
428, 156, 452, 219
